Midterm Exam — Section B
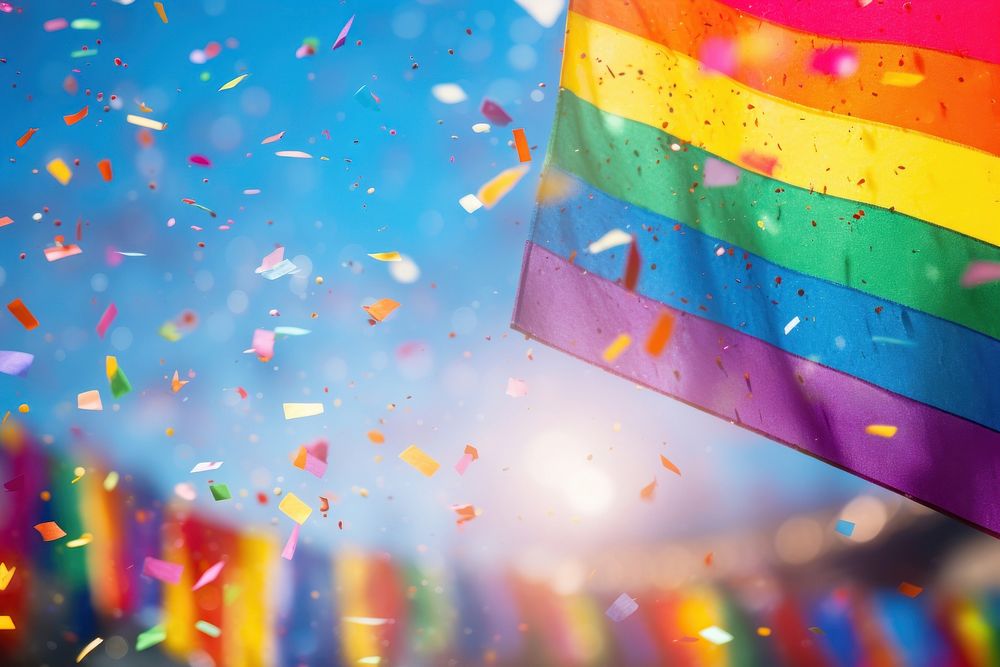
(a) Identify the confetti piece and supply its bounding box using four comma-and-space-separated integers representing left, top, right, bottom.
0, 351, 32, 377
219, 73, 249, 91
367, 430, 385, 444
588, 229, 632, 254
96, 303, 117, 338
66, 533, 93, 548
454, 452, 474, 475
46, 158, 73, 185
332, 14, 355, 50
399, 445, 440, 477
0, 564, 14, 590
63, 105, 89, 126
71, 49, 99, 58
835, 519, 856, 537
279, 492, 313, 524
452, 504, 479, 525
459, 193, 484, 213
275, 150, 312, 158
881, 71, 924, 87
363, 298, 400, 322
784, 316, 801, 335
143, 557, 183, 583
281, 524, 300, 560
45, 242, 83, 261
699, 37, 737, 76
513, 0, 564, 28
640, 478, 657, 501
283, 402, 324, 420
103, 471, 119, 491
77, 390, 103, 411
472, 122, 491, 133
645, 312, 675, 356
4, 475, 24, 492
368, 251, 401, 262
34, 521, 67, 542
96, 158, 113, 181
960, 261, 1000, 287
865, 424, 897, 438
0, 216, 12, 228
136, 625, 166, 651
71, 18, 101, 30
358, 658, 381, 665
512, 128, 531, 162
476, 164, 529, 209
126, 114, 166, 131
190, 461, 223, 473
506, 377, 528, 398
343, 617, 393, 626
757, 627, 772, 637
44, 18, 69, 31
292, 441, 328, 478
699, 625, 734, 645
252, 329, 275, 360
623, 237, 641, 291
354, 85, 381, 111
431, 83, 467, 104
740, 151, 778, 176
15, 127, 38, 148
601, 333, 632, 363
605, 593, 639, 622
170, 370, 188, 393
105, 356, 132, 398
192, 561, 224, 591
480, 99, 513, 126
189, 154, 211, 167
194, 620, 221, 638
209, 483, 231, 501
810, 46, 858, 77
7, 299, 39, 330
261, 130, 285, 144
659, 454, 681, 476
703, 157, 742, 187
898, 582, 923, 598
274, 326, 311, 336
153, 1, 167, 23
0, 616, 13, 631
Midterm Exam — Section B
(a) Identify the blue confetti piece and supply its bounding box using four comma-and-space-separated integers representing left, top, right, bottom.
835, 519, 856, 537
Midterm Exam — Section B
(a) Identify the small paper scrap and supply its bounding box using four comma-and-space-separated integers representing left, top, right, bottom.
190, 461, 223, 473
292, 440, 328, 479
16, 127, 38, 148
153, 2, 168, 23
477, 164, 529, 209
960, 261, 1000, 288
605, 593, 638, 622
0, 616, 13, 631
332, 14, 354, 49
96, 303, 117, 338
210, 483, 231, 501
699, 625, 734, 645
46, 158, 73, 185
588, 228, 632, 255
218, 73, 249, 91
835, 519, 855, 537
63, 105, 89, 126
135, 625, 166, 651
279, 492, 313, 524
106, 356, 132, 398
275, 150, 312, 159
192, 561, 225, 591
784, 316, 801, 335
865, 424, 897, 438
261, 130, 285, 144
34, 521, 66, 542
881, 72, 924, 87
898, 581, 923, 598
459, 194, 483, 213
143, 556, 183, 584
252, 329, 275, 360
602, 333, 632, 363
281, 524, 300, 560
431, 83, 467, 104
283, 402, 324, 420
76, 637, 103, 663
255, 246, 298, 279
97, 159, 113, 181
512, 128, 531, 162
452, 504, 479, 525
77, 390, 103, 411
368, 251, 401, 262
0, 351, 34, 377
0, 563, 15, 590
363, 298, 400, 322
659, 454, 681, 476
480, 99, 513, 126
7, 298, 39, 330
506, 377, 528, 398
645, 313, 674, 356
454, 444, 479, 475
195, 620, 221, 638
126, 114, 166, 131
399, 445, 440, 477
703, 157, 741, 187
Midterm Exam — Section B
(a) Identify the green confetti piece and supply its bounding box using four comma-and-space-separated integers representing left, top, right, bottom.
195, 620, 221, 638
109, 367, 132, 398
223, 583, 241, 605
136, 624, 166, 651
199, 71, 211, 82
70, 49, 98, 58
210, 483, 231, 501
70, 18, 101, 30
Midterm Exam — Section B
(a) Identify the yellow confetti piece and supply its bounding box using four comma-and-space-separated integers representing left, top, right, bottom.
881, 71, 925, 87
279, 492, 313, 524
368, 251, 401, 262
153, 1, 168, 23
0, 616, 14, 631
76, 637, 103, 663
0, 563, 14, 591
601, 333, 632, 363
282, 402, 325, 420
476, 164, 529, 208
219, 73, 250, 91
399, 445, 440, 477
865, 424, 897, 438
71, 466, 86, 483
126, 114, 166, 130
103, 471, 119, 491
46, 158, 72, 185
66, 533, 93, 548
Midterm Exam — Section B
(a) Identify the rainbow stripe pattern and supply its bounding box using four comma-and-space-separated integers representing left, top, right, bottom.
513, 0, 1000, 535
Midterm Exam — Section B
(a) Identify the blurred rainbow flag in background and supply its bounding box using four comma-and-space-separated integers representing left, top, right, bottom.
513, 0, 1000, 535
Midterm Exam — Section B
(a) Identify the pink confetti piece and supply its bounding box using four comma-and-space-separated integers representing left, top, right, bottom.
703, 158, 742, 188
960, 261, 1000, 288
275, 150, 312, 158
454, 452, 473, 475
44, 244, 83, 262
480, 99, 513, 126
191, 560, 224, 591
188, 154, 212, 167
810, 46, 859, 77
261, 131, 285, 144
505, 377, 528, 398
698, 38, 736, 76
142, 556, 183, 584
281, 524, 300, 561
333, 14, 355, 50
257, 246, 284, 272
96, 303, 118, 339
252, 329, 275, 359
44, 18, 69, 32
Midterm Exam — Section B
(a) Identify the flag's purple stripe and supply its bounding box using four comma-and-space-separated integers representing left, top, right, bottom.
512, 243, 1000, 535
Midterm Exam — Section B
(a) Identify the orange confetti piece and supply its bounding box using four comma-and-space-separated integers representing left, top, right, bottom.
7, 298, 39, 330
704, 551, 714, 566
659, 454, 681, 476
16, 127, 38, 148
639, 478, 657, 501
153, 1, 168, 23
452, 504, 479, 525
0, 216, 12, 228
34, 521, 67, 541
898, 581, 923, 598
63, 105, 89, 126
645, 312, 674, 356
512, 127, 531, 162
76, 636, 103, 663
757, 627, 772, 637
171, 370, 189, 393
367, 430, 385, 444
363, 298, 400, 322
97, 159, 113, 181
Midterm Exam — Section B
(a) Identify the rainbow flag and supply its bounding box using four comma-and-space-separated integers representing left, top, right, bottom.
513, 0, 1000, 534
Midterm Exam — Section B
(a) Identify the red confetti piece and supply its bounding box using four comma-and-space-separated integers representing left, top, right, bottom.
16, 128, 38, 148
97, 159, 113, 181
63, 105, 89, 126
623, 237, 641, 292
7, 298, 39, 330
